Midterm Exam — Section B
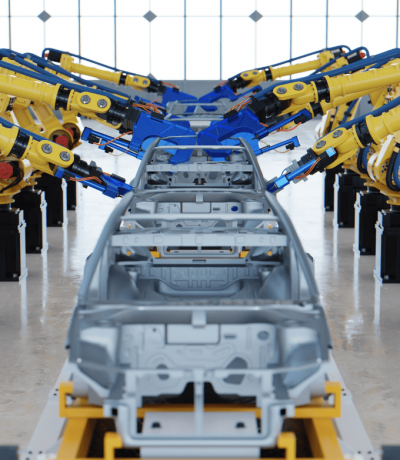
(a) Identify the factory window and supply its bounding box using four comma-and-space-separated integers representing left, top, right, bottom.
2, 0, 399, 80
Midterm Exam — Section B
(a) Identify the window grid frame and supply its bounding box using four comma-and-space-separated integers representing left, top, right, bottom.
5, 0, 400, 79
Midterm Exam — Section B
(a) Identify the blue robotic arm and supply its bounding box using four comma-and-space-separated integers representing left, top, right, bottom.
197, 108, 311, 157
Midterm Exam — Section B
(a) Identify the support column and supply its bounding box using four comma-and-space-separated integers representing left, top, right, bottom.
0, 205, 27, 281
333, 171, 367, 228
354, 189, 390, 256
375, 207, 400, 283
13, 188, 48, 253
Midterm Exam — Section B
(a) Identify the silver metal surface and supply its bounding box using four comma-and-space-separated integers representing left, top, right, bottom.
2, 119, 397, 457
97, 98, 108, 108
59, 151, 70, 161
80, 94, 91, 104
41, 143, 52, 154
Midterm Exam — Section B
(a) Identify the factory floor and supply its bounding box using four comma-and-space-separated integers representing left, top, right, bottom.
0, 119, 399, 451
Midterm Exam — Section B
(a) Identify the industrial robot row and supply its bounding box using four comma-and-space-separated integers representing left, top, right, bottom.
1, 45, 399, 284
0, 44, 399, 459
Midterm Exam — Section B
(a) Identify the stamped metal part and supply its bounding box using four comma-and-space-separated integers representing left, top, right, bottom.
60, 138, 334, 454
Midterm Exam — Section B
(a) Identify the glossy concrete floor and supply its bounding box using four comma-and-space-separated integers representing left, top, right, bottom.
0, 119, 399, 451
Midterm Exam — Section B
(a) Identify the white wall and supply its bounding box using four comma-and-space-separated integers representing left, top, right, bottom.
1, 0, 398, 80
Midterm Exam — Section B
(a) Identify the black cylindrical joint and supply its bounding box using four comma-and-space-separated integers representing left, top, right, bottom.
355, 120, 374, 146
68, 155, 90, 176
356, 147, 368, 175
227, 76, 247, 92
331, 48, 344, 58
310, 102, 323, 116
9, 131, 30, 159
264, 68, 272, 81
247, 93, 283, 121
386, 150, 400, 191
119, 72, 127, 86
55, 85, 72, 110
99, 100, 128, 125
149, 80, 163, 93
314, 78, 330, 102
47, 50, 63, 63
347, 51, 364, 64
68, 155, 97, 178
263, 94, 284, 118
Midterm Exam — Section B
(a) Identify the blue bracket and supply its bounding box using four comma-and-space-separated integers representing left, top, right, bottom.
266, 160, 314, 193
82, 109, 197, 164
81, 127, 140, 157
197, 108, 268, 157
266, 147, 336, 193
197, 108, 311, 157
258, 136, 300, 156
54, 168, 133, 198
263, 109, 313, 135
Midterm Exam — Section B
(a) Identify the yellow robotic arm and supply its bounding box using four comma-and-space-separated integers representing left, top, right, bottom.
267, 61, 400, 118
227, 49, 365, 91
237, 49, 338, 89
0, 73, 146, 134
0, 73, 112, 115
307, 105, 400, 170
56, 53, 153, 93
0, 123, 74, 176
0, 122, 133, 198
267, 103, 400, 194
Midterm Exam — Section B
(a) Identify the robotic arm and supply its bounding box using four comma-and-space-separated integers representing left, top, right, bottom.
197, 60, 400, 155
266, 103, 400, 193
199, 47, 366, 104
0, 121, 132, 198
43, 49, 197, 109
0, 71, 196, 156
226, 49, 344, 92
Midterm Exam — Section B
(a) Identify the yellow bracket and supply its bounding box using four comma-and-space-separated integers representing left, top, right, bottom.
57, 381, 343, 460
240, 69, 266, 87
294, 381, 341, 419
273, 82, 309, 101
69, 91, 111, 113
125, 74, 151, 90
277, 432, 296, 460
59, 381, 104, 419
104, 432, 123, 460
103, 432, 296, 460
59, 380, 341, 420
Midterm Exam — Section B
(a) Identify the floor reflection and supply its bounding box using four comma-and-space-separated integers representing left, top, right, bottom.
20, 276, 27, 335
373, 279, 382, 336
